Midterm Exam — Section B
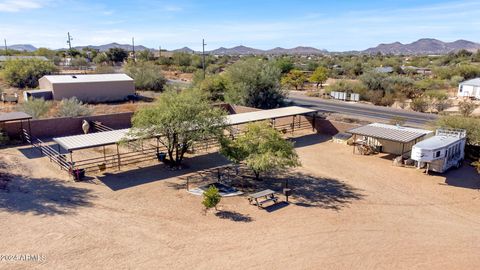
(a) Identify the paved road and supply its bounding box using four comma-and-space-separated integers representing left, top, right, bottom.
288, 92, 438, 126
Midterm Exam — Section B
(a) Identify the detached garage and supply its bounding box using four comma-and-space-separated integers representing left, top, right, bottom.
38, 73, 135, 103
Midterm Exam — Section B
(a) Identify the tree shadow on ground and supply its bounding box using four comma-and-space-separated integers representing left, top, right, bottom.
0, 159, 95, 215
258, 172, 365, 211
442, 163, 480, 190
291, 133, 332, 149
97, 152, 231, 191
215, 210, 253, 223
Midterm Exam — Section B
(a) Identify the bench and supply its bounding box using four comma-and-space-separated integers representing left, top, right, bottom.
248, 189, 279, 209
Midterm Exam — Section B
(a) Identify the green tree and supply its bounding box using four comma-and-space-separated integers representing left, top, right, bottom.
57, 97, 92, 117
281, 69, 307, 90
202, 186, 221, 211
309, 66, 329, 88
93, 53, 109, 65
136, 50, 155, 62
129, 89, 226, 166
198, 75, 227, 101
274, 57, 294, 74
106, 48, 128, 63
125, 62, 166, 91
436, 116, 480, 146
2, 59, 57, 88
220, 122, 301, 180
172, 52, 192, 67
224, 58, 285, 109
22, 98, 52, 119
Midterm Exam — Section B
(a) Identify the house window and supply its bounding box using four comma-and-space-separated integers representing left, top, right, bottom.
435, 151, 441, 158
459, 85, 463, 92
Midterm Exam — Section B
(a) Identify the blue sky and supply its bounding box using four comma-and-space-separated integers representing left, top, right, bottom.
1, 0, 480, 51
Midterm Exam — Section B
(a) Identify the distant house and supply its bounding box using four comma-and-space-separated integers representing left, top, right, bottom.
457, 78, 480, 99
374, 66, 394, 73
24, 74, 135, 103
401, 66, 432, 75
0, 56, 49, 62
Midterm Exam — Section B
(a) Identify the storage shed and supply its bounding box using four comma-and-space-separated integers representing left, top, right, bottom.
38, 74, 135, 103
348, 123, 433, 156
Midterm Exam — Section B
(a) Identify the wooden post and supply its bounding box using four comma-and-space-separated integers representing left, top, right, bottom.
27, 119, 32, 144
292, 115, 295, 135
70, 151, 74, 171
353, 134, 356, 154
116, 143, 121, 170
312, 113, 316, 132
103, 146, 106, 162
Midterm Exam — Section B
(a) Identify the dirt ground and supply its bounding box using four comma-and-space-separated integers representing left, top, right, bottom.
1, 134, 480, 270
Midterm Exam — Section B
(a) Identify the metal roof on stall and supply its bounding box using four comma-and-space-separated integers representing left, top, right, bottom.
225, 106, 316, 126
348, 123, 432, 143
53, 106, 318, 152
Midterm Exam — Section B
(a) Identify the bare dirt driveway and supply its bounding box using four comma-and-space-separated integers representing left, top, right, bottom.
1, 134, 479, 270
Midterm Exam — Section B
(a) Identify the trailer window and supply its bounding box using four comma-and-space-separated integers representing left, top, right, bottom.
436, 151, 441, 158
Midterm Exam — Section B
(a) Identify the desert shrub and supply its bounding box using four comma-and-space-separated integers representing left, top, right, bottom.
125, 62, 166, 91
198, 75, 227, 101
325, 80, 367, 97
2, 59, 57, 88
379, 93, 395, 106
415, 78, 447, 91
384, 76, 419, 98
57, 97, 92, 117
459, 100, 477, 117
21, 98, 52, 119
202, 186, 221, 211
410, 97, 429, 112
94, 65, 116, 74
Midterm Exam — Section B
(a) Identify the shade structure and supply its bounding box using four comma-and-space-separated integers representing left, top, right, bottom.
0, 112, 32, 123
348, 123, 432, 143
225, 106, 316, 126
54, 129, 131, 151
53, 106, 318, 152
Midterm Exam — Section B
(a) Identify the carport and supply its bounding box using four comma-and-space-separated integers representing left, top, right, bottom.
348, 123, 432, 156
0, 112, 32, 142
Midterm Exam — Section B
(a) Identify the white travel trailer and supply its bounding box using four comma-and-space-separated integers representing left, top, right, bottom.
411, 129, 466, 173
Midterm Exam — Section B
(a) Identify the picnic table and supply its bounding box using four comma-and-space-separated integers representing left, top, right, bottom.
247, 189, 279, 208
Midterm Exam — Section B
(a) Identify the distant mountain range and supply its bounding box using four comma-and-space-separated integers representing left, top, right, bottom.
5, 38, 480, 55
362, 38, 480, 55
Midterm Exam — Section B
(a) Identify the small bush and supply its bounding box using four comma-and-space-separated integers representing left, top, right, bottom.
21, 98, 52, 119
57, 97, 92, 117
202, 185, 221, 211
459, 100, 477, 117
410, 98, 429, 112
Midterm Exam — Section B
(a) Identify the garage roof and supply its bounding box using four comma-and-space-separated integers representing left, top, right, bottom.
225, 106, 316, 126
42, 73, 133, 84
348, 123, 432, 143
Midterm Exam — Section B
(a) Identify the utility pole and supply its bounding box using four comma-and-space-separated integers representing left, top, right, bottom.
159, 46, 161, 58
132, 37, 135, 61
202, 39, 206, 79
4, 39, 7, 56
67, 32, 73, 50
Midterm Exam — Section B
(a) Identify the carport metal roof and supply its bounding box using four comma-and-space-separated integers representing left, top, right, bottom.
54, 128, 131, 151
53, 106, 318, 152
225, 106, 316, 126
348, 123, 432, 143
0, 112, 32, 123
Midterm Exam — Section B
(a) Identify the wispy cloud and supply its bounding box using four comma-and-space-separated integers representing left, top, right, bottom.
0, 0, 46, 12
